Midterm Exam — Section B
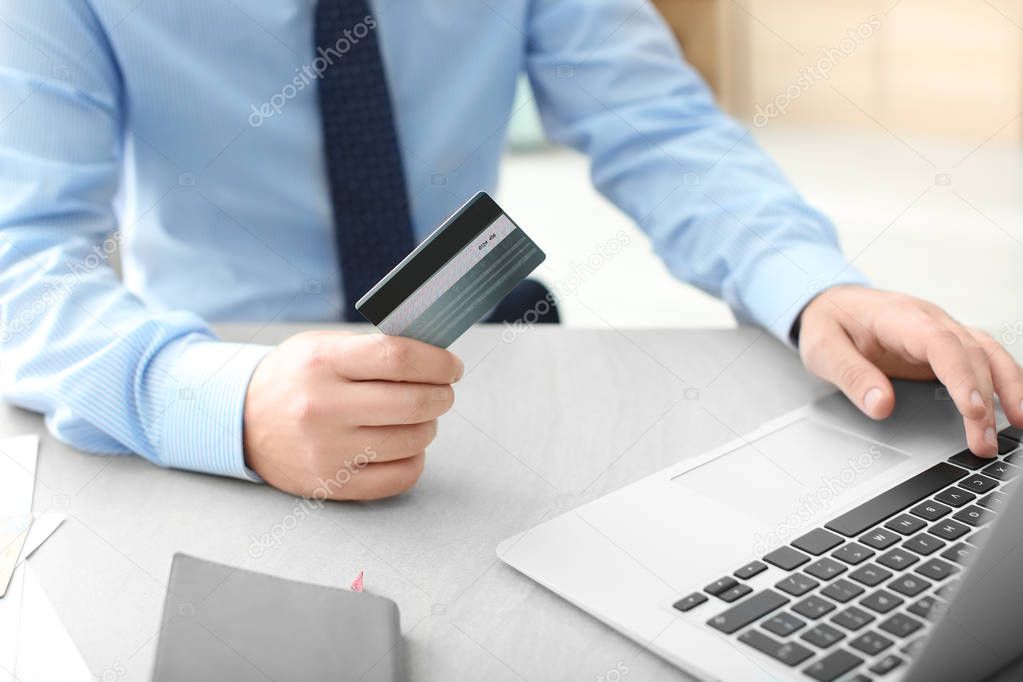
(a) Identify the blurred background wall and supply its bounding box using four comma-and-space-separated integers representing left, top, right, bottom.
661, 0, 1022, 139
500, 0, 1023, 340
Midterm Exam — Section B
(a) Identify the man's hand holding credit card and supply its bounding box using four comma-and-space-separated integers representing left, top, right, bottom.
242, 193, 545, 501
356, 192, 546, 348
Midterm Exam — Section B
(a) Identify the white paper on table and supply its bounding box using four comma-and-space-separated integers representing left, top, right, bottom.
0, 564, 16, 682
0, 434, 65, 566
17, 513, 66, 566
0, 436, 84, 682
0, 563, 91, 682
0, 435, 38, 516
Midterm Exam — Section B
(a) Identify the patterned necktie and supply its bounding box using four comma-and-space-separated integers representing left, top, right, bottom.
315, 0, 415, 321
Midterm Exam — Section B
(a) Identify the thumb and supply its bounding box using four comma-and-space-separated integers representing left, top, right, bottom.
804, 329, 895, 420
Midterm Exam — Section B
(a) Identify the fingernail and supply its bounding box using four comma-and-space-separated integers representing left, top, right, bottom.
1019, 399, 1023, 415
985, 426, 997, 446
864, 387, 883, 414
971, 390, 984, 408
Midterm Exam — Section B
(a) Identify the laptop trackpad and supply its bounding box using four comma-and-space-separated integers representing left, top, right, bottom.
672, 418, 909, 533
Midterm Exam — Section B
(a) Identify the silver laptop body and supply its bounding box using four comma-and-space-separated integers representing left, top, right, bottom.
499, 381, 1023, 681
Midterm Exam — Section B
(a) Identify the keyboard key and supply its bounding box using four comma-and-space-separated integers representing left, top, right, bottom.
831, 606, 875, 631
902, 637, 927, 656
928, 519, 971, 541
978, 491, 1008, 512
847, 676, 871, 682
953, 505, 993, 527
793, 595, 837, 620
826, 463, 967, 537
707, 589, 789, 634
820, 578, 865, 603
793, 528, 845, 555
935, 487, 975, 507
1000, 426, 1023, 442
877, 547, 920, 570
719, 584, 752, 602
805, 557, 847, 581
967, 528, 989, 546
879, 614, 924, 640
869, 654, 905, 675
910, 499, 952, 520
849, 630, 894, 656
704, 576, 738, 596
903, 532, 946, 556
775, 573, 819, 597
941, 542, 974, 565
801, 623, 846, 649
998, 435, 1019, 454
860, 527, 901, 550
885, 514, 926, 535
888, 573, 931, 597
764, 546, 811, 570
860, 589, 904, 614
672, 593, 707, 612
915, 557, 959, 581
936, 580, 960, 599
804, 649, 863, 681
982, 459, 1019, 481
909, 595, 948, 619
948, 448, 993, 470
849, 563, 892, 587
930, 601, 951, 618
831, 542, 874, 566
958, 474, 998, 494
762, 611, 806, 637
737, 629, 814, 667
734, 560, 767, 580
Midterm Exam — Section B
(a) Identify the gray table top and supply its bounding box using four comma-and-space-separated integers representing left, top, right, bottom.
4, 323, 989, 681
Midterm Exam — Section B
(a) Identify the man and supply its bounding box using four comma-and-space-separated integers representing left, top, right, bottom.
1, 1, 1019, 501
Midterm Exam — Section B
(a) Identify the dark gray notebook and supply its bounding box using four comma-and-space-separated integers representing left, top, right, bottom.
153, 553, 405, 682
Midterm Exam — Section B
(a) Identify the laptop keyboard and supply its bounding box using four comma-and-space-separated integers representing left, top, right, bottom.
671, 426, 1023, 681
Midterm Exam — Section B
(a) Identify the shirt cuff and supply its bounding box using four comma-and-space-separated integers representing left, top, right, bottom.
148, 338, 272, 481
732, 240, 870, 347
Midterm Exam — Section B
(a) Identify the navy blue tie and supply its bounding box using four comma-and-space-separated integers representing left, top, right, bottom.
315, 0, 415, 321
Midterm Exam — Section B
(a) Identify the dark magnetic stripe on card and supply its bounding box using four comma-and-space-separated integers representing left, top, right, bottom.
355, 192, 504, 324
398, 229, 545, 347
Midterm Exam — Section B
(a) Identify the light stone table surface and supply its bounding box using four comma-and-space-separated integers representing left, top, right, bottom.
4, 324, 1019, 681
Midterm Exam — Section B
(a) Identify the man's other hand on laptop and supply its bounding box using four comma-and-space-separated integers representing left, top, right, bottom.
798, 284, 1023, 457
242, 332, 463, 500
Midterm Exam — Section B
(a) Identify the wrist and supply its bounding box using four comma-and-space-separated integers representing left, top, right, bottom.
730, 240, 870, 347
241, 348, 275, 477
792, 284, 868, 347
151, 337, 272, 481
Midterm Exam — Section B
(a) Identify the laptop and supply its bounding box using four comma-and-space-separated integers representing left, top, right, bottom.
498, 380, 1023, 681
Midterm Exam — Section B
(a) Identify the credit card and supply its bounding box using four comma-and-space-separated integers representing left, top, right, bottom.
356, 192, 546, 348
0, 515, 30, 598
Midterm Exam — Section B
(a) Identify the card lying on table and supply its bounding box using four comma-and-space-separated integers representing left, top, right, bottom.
356, 192, 546, 348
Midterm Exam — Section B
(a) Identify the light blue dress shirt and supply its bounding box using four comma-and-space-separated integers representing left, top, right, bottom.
0, 0, 867, 480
